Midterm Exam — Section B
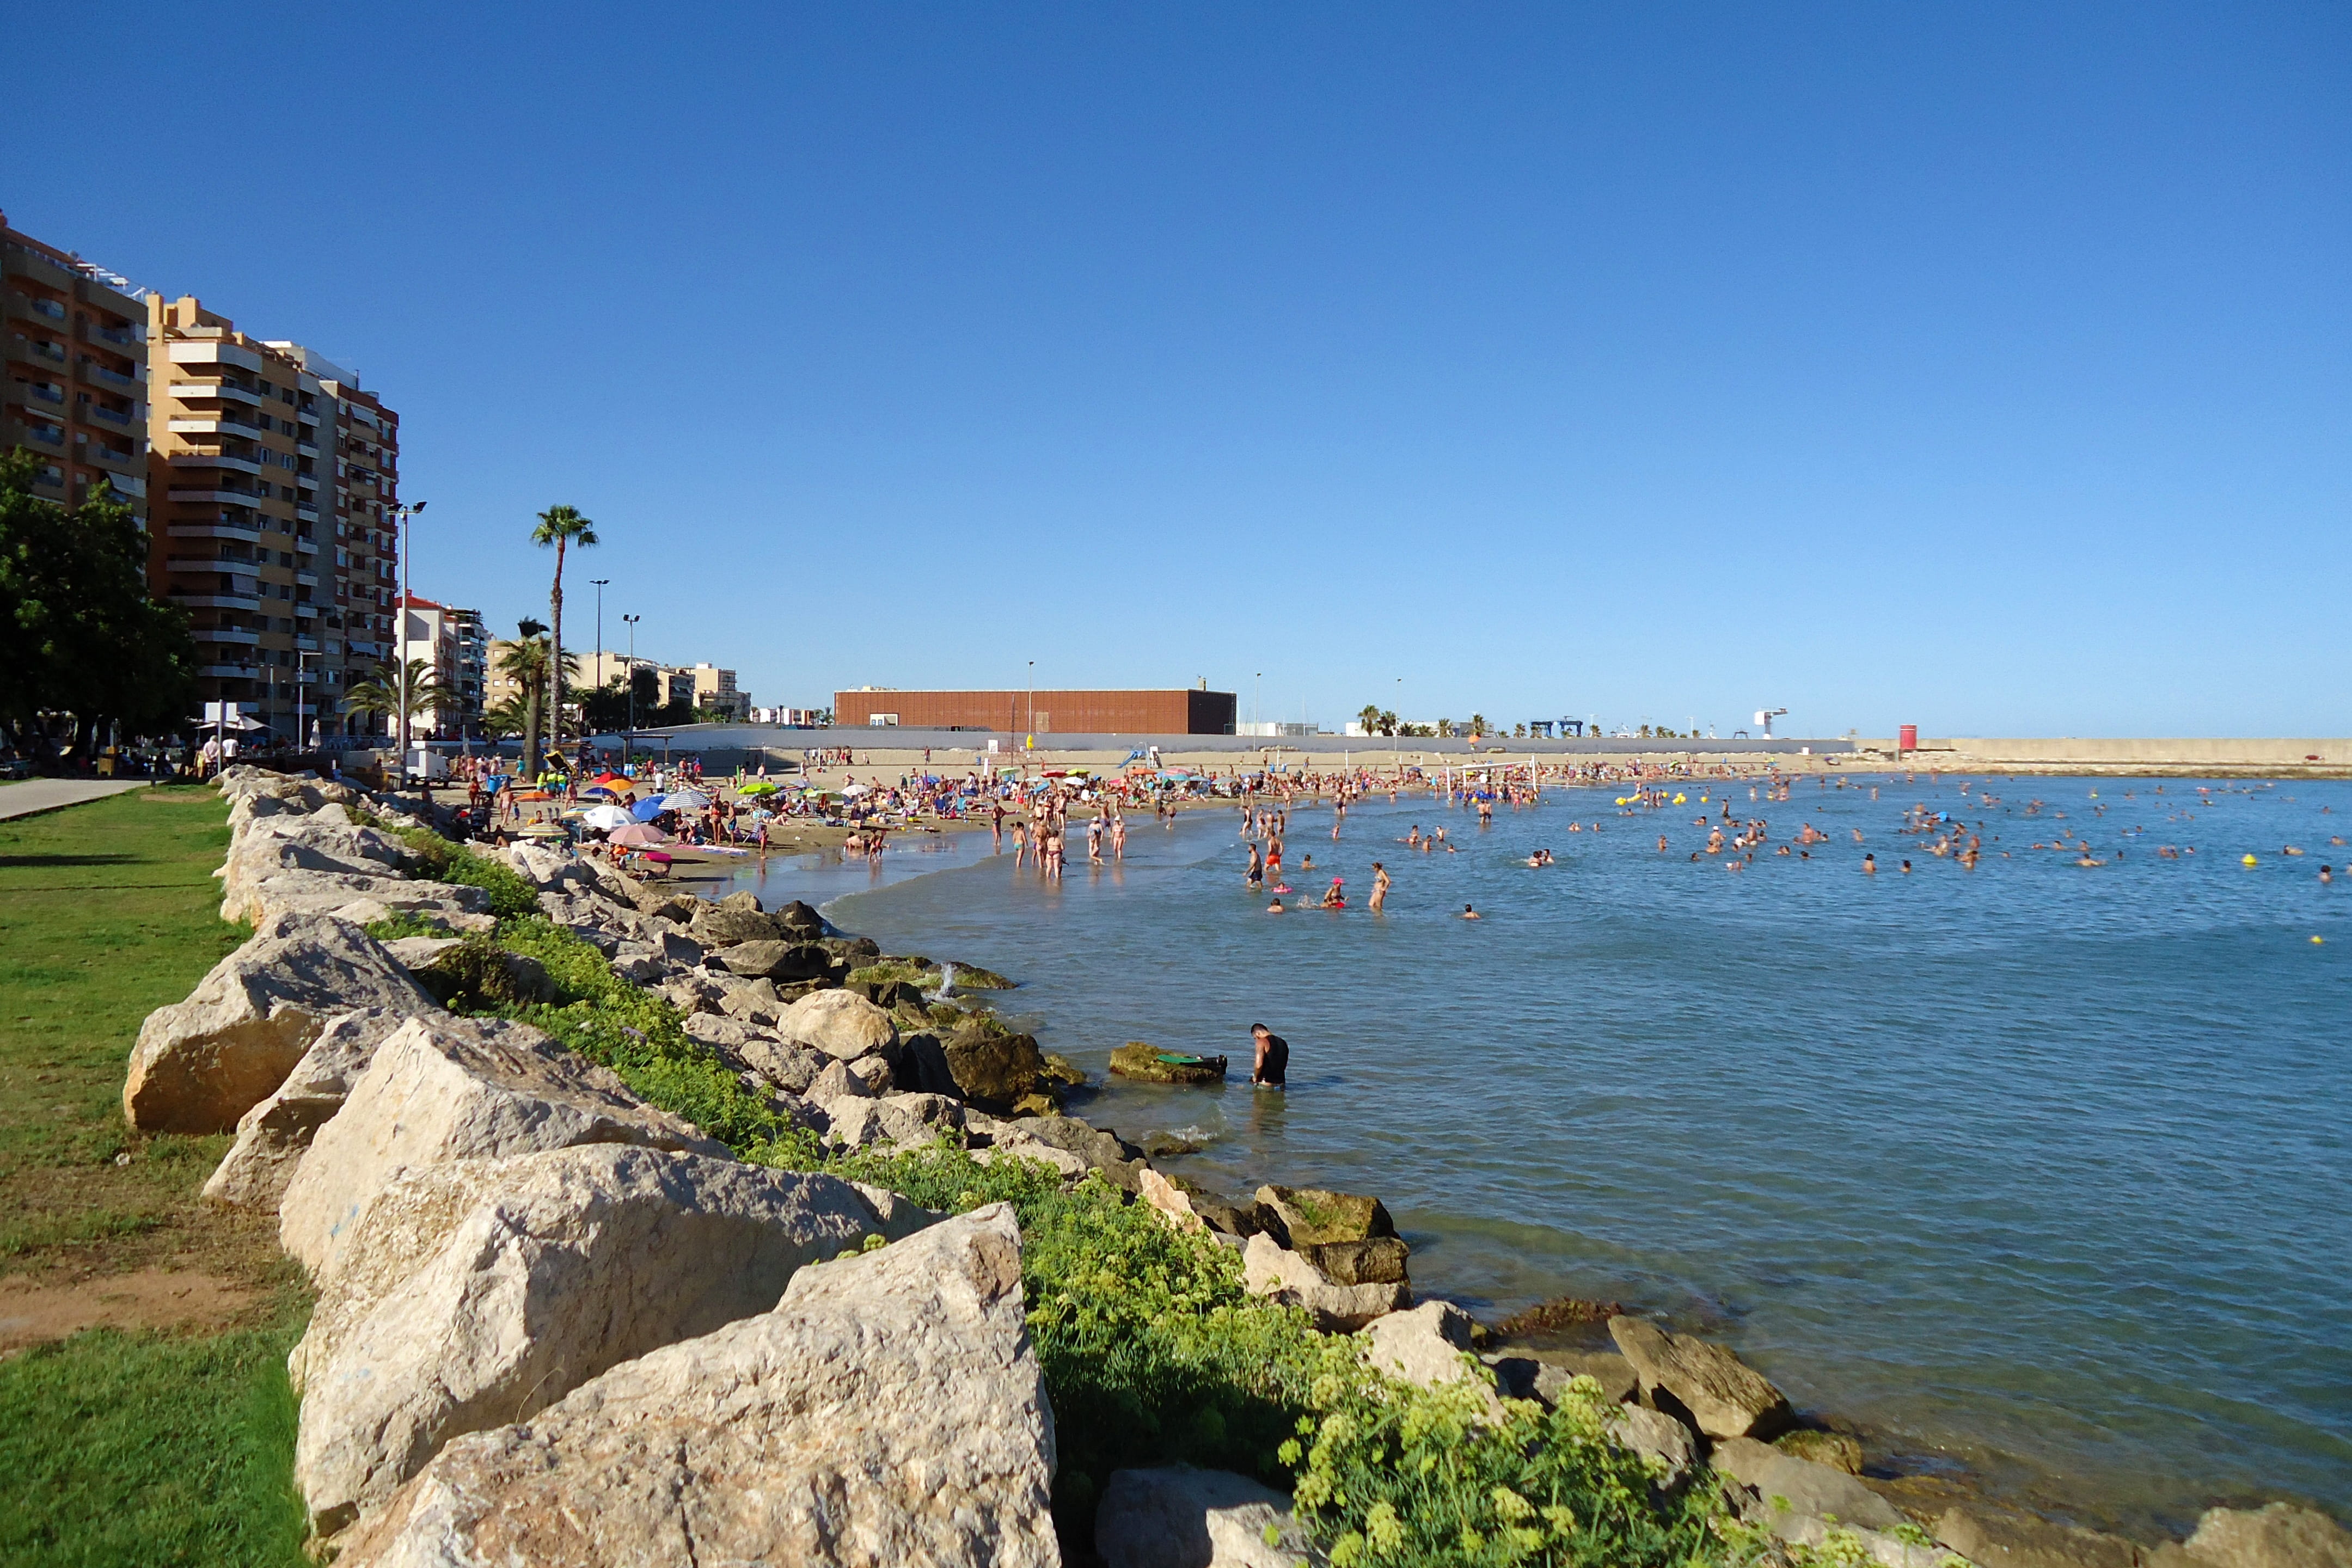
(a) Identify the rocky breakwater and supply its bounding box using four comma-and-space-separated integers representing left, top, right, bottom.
117, 767, 2351, 1568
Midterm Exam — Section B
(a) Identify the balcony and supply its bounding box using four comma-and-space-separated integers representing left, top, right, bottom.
197, 664, 258, 680
167, 487, 264, 504
84, 321, 140, 351
87, 402, 135, 427
169, 521, 262, 543
168, 416, 264, 435
293, 534, 318, 554
293, 600, 321, 619
295, 634, 320, 652
25, 382, 64, 405
169, 450, 264, 475
175, 593, 263, 612
166, 554, 254, 572
295, 502, 318, 522
295, 572, 317, 588
197, 626, 261, 646
170, 380, 263, 407
79, 359, 139, 391
20, 295, 67, 322
98, 470, 146, 498
20, 421, 64, 449
24, 339, 65, 365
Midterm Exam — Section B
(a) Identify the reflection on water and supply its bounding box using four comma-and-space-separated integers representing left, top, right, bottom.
727, 780, 2352, 1529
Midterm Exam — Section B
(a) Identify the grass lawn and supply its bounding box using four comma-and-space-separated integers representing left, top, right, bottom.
0, 786, 309, 1566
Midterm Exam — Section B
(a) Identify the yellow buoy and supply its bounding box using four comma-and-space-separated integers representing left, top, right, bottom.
2242, 854, 2260, 866
2312, 936, 2325, 945
1672, 793, 1687, 805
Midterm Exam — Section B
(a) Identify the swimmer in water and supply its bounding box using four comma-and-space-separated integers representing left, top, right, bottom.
2322, 866, 2333, 883
1864, 853, 1877, 873
1267, 897, 1285, 913
1461, 903, 1481, 919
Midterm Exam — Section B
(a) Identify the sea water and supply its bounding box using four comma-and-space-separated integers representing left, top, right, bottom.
733, 776, 2351, 1529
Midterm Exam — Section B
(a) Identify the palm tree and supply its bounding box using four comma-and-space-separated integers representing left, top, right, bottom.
344, 659, 445, 738
494, 623, 571, 779
530, 505, 598, 760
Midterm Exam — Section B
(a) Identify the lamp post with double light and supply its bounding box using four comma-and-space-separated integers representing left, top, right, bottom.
622, 613, 641, 768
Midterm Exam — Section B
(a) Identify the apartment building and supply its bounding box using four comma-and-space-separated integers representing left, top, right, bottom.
2, 212, 150, 526
493, 646, 746, 728
685, 663, 748, 721
147, 295, 401, 742
396, 595, 488, 739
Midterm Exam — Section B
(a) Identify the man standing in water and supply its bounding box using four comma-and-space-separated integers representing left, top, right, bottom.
1250, 1022, 1288, 1088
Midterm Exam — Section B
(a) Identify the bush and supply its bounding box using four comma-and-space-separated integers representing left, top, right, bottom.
375, 824, 540, 918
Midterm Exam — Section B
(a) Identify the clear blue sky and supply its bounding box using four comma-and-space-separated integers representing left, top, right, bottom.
13, 4, 2348, 736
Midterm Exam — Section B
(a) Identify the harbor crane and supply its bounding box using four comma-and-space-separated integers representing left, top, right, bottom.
1754, 707, 1788, 739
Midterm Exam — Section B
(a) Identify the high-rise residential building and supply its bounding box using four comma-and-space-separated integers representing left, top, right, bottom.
397, 595, 488, 739
147, 296, 401, 742
2, 212, 150, 527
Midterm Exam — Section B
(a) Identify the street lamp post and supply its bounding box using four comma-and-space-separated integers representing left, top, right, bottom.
296, 648, 313, 757
622, 614, 641, 768
590, 579, 609, 758
390, 500, 426, 777
1026, 660, 1034, 739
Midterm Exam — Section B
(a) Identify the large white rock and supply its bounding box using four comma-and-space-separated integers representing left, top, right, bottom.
779, 987, 898, 1061
1097, 1465, 1322, 1568
824, 1092, 964, 1150
291, 1145, 934, 1534
1361, 1300, 1479, 1388
219, 816, 410, 923
1243, 1233, 1408, 1331
1712, 1436, 1904, 1553
337, 1205, 1057, 1568
236, 868, 492, 929
1608, 1315, 1793, 1441
2170, 1505, 2352, 1568
278, 1014, 728, 1277
201, 1007, 417, 1210
125, 913, 439, 1135
1606, 1405, 1696, 1490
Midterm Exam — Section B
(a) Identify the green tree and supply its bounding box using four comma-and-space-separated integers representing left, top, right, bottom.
529, 505, 597, 758
1357, 703, 1383, 735
341, 659, 445, 736
0, 453, 196, 762
494, 623, 564, 777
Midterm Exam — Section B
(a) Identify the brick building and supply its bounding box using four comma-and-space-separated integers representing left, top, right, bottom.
833, 687, 1236, 734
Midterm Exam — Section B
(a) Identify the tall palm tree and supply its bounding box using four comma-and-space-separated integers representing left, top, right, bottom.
530, 505, 598, 761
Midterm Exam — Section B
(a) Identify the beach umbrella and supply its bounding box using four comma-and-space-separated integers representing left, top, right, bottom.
739, 780, 780, 796
522, 820, 570, 840
661, 789, 712, 810
630, 797, 666, 822
838, 783, 869, 797
592, 772, 630, 787
579, 786, 622, 802
580, 804, 635, 830
608, 822, 671, 846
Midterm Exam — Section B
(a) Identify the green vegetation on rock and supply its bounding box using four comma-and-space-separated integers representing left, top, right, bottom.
370, 822, 542, 918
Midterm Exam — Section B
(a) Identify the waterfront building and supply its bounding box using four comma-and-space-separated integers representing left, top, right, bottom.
1, 212, 150, 529
396, 595, 488, 739
685, 663, 748, 721
146, 294, 399, 742
834, 685, 1238, 734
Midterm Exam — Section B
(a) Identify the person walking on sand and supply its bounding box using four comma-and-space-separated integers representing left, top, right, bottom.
1250, 1023, 1288, 1087
1369, 861, 1391, 912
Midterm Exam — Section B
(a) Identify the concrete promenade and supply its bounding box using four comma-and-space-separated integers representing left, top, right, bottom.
0, 779, 151, 821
